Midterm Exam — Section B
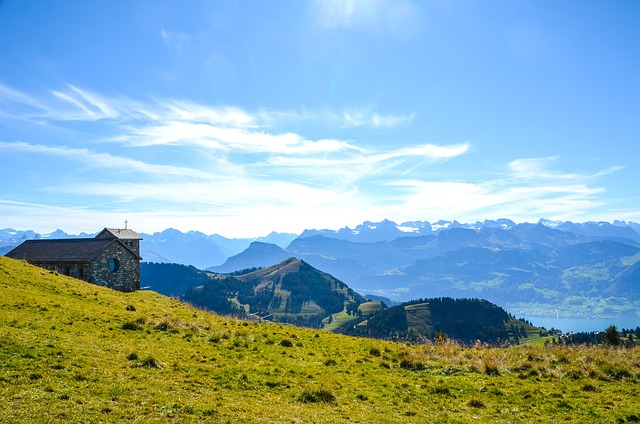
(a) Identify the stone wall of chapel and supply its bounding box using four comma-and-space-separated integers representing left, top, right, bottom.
89, 243, 140, 292
33, 262, 90, 281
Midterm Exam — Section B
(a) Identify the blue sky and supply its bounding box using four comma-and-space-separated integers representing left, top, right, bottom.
1, 0, 639, 237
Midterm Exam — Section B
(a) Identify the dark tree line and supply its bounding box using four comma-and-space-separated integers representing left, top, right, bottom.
561, 325, 640, 347
350, 297, 514, 345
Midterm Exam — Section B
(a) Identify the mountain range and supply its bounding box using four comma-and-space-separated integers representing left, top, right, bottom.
4, 218, 640, 320
210, 220, 640, 320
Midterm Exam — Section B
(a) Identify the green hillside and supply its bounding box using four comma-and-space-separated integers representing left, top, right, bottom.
2, 256, 640, 423
183, 258, 364, 327
321, 300, 385, 333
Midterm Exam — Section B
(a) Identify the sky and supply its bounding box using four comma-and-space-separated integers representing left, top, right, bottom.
1, 0, 639, 237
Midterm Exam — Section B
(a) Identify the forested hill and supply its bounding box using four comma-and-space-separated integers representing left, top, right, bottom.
343, 297, 540, 345
182, 258, 364, 328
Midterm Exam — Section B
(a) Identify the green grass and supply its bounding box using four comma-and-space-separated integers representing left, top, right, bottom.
321, 301, 383, 332
2, 256, 640, 423
505, 317, 548, 344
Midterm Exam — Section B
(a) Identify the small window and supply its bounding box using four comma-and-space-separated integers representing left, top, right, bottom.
109, 258, 119, 272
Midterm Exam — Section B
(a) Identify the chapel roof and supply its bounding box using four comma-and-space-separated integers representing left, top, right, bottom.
5, 238, 119, 263
98, 228, 143, 240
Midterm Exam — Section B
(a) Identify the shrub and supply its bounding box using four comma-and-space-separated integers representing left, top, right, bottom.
280, 339, 294, 347
484, 361, 500, 376
468, 399, 484, 408
581, 383, 599, 392
126, 352, 139, 361
140, 356, 161, 368
73, 373, 87, 381
324, 359, 337, 366
154, 321, 172, 331
121, 321, 142, 331
369, 347, 381, 357
299, 389, 336, 404
431, 386, 451, 396
601, 364, 632, 380
400, 359, 424, 371
125, 305, 136, 311
557, 400, 572, 410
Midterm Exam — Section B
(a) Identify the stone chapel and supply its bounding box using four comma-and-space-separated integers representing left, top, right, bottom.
6, 227, 142, 292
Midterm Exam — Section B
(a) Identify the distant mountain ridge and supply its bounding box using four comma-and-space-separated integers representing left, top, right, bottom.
0, 227, 298, 269
208, 241, 291, 273
4, 219, 639, 266
299, 218, 640, 244
202, 219, 640, 320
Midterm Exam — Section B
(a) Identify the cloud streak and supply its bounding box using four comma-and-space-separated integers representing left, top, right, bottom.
0, 83, 628, 236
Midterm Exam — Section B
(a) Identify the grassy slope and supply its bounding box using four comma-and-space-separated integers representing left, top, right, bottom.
2, 256, 640, 423
505, 317, 547, 344
404, 302, 432, 335
322, 301, 384, 332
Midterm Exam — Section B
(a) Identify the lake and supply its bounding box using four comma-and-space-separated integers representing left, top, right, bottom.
523, 316, 640, 333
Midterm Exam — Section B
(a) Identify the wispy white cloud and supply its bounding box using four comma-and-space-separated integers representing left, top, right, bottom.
341, 109, 414, 128
508, 156, 623, 182
0, 83, 628, 236
0, 141, 227, 179
381, 157, 621, 225
117, 120, 363, 155
162, 100, 256, 127
371, 112, 415, 128
265, 143, 469, 171
0, 83, 51, 119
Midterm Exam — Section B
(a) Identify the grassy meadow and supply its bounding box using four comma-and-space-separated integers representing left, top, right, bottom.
1, 256, 639, 423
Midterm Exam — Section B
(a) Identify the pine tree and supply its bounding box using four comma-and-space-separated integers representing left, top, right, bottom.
603, 325, 620, 346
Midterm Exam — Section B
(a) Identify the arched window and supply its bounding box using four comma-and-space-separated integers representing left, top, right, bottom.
109, 258, 119, 272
